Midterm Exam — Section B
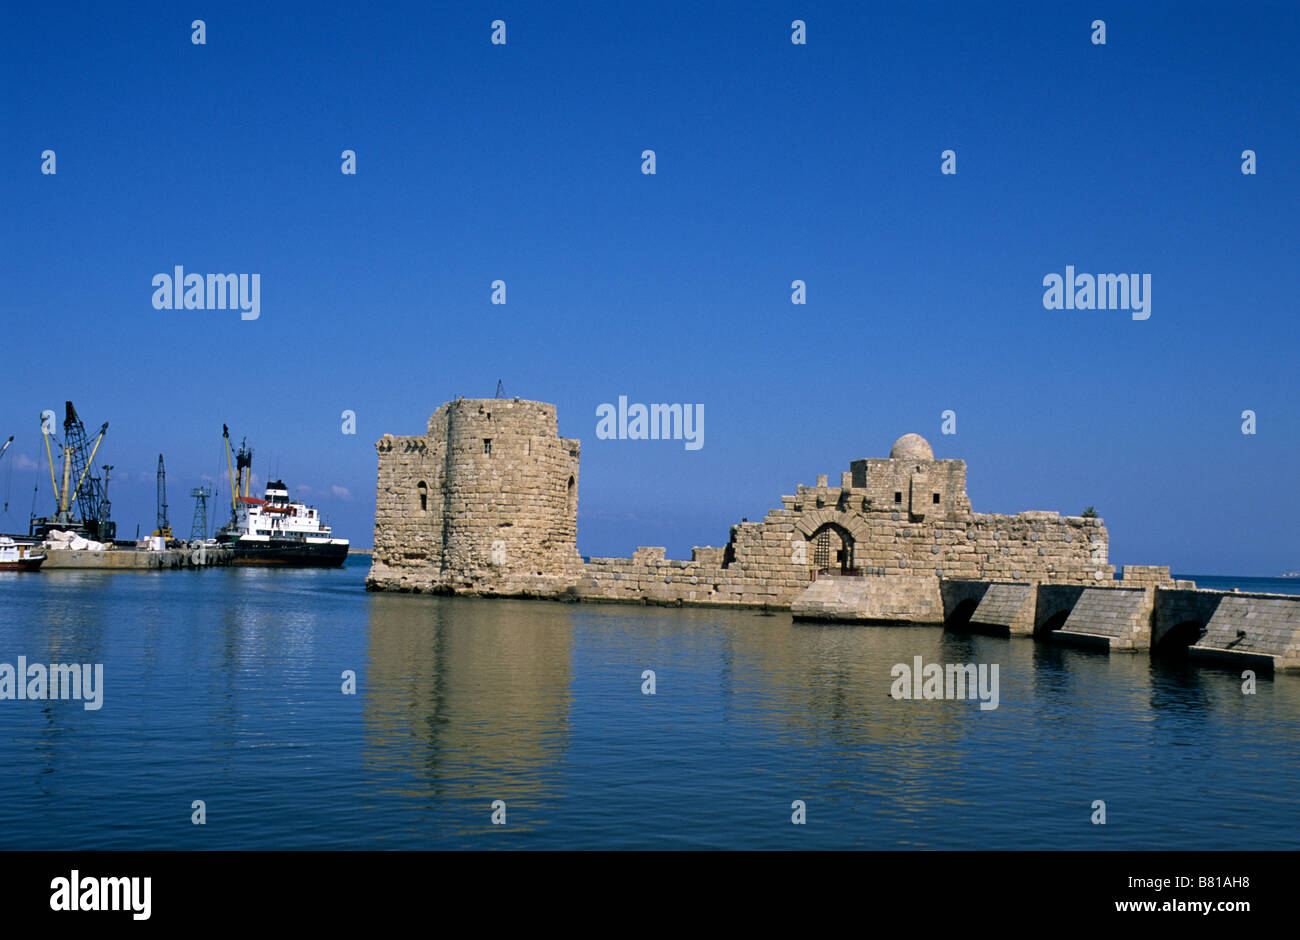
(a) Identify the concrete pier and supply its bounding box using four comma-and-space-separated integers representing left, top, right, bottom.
39, 544, 234, 570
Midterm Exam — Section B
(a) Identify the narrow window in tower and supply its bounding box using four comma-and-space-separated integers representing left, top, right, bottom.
933, 493, 941, 504
417, 481, 428, 511
894, 492, 902, 504
484, 439, 492, 455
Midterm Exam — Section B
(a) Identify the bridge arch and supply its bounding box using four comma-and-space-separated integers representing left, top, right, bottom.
1033, 585, 1085, 637
946, 597, 979, 631
1153, 619, 1208, 657
1037, 609, 1071, 636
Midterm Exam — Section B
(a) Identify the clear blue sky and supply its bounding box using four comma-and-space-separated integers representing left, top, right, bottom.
2, 2, 1297, 574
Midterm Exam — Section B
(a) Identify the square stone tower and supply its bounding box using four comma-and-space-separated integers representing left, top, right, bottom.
366, 398, 583, 595
850, 433, 972, 521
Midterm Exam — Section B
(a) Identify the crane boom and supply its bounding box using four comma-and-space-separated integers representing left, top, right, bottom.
29, 402, 116, 542
153, 454, 172, 539
68, 422, 108, 510
41, 419, 58, 498
224, 425, 237, 519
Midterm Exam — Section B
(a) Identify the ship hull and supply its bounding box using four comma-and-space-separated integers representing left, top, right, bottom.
222, 539, 348, 567
0, 557, 44, 572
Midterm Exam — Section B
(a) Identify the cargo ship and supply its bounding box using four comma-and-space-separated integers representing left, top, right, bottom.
217, 428, 348, 567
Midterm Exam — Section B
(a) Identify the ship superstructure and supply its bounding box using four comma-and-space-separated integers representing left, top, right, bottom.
216, 427, 348, 566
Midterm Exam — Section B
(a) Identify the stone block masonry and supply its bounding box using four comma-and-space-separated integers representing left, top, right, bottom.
368, 402, 1113, 602
1193, 595, 1300, 671
575, 430, 1115, 606
969, 583, 1037, 636
1054, 586, 1155, 651
367, 398, 582, 595
368, 399, 1300, 672
790, 576, 944, 624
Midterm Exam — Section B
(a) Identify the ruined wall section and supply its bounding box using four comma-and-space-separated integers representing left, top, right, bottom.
575, 477, 1113, 608
581, 533, 810, 608
367, 398, 582, 595
370, 414, 1113, 605
368, 420, 445, 588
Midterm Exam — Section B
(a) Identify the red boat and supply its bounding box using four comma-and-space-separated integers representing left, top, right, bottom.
0, 537, 45, 571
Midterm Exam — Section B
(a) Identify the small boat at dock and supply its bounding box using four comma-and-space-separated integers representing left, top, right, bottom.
0, 536, 45, 571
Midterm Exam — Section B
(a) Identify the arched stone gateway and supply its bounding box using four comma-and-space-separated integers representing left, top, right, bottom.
795, 509, 869, 545
808, 522, 855, 574
796, 510, 869, 575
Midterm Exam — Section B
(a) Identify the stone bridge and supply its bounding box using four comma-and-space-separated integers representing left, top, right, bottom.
794, 574, 1300, 672
936, 579, 1300, 672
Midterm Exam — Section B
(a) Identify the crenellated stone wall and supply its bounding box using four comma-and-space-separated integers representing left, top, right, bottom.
573, 435, 1113, 606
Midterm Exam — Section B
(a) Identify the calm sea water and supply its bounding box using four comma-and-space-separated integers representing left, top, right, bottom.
0, 559, 1296, 850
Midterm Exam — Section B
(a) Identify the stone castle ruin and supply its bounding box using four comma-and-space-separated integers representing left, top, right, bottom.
369, 397, 1121, 602
369, 399, 583, 596
368, 398, 1300, 671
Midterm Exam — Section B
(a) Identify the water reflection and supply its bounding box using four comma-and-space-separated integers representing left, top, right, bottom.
362, 594, 574, 829
1, 561, 1297, 850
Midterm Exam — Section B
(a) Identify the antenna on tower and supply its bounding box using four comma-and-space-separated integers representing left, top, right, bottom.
495, 380, 506, 399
